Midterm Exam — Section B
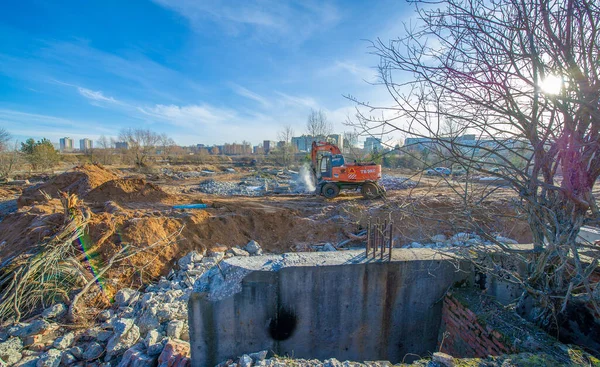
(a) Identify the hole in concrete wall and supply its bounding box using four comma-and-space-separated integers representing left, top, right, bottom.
269, 307, 297, 341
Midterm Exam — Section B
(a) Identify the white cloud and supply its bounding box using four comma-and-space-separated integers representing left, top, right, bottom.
77, 87, 117, 103
137, 104, 239, 128
231, 84, 271, 108
151, 0, 340, 43
275, 92, 318, 109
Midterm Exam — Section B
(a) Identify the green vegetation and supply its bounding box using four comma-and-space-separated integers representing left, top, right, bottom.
20, 138, 60, 171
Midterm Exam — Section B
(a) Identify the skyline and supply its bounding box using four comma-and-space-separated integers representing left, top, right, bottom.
0, 0, 411, 147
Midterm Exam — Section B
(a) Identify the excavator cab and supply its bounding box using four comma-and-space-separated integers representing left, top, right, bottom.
318, 154, 345, 180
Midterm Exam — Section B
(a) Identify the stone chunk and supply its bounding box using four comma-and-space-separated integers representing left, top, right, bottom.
178, 252, 203, 269
244, 240, 262, 255
228, 248, 249, 257
323, 358, 342, 367
106, 320, 140, 356
15, 320, 51, 338
115, 289, 140, 307
82, 342, 104, 361
36, 348, 62, 367
60, 352, 76, 366
0, 337, 23, 365
97, 310, 113, 322
14, 356, 39, 367
248, 351, 268, 362
239, 354, 252, 367
322, 243, 336, 251
41, 304, 66, 319
166, 321, 184, 339
432, 352, 455, 367
52, 332, 74, 349
144, 330, 162, 348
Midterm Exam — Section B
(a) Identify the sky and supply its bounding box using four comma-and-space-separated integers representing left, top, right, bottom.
0, 0, 412, 147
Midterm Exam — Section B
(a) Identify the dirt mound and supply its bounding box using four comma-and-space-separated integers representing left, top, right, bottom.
84, 178, 175, 204
17, 164, 119, 207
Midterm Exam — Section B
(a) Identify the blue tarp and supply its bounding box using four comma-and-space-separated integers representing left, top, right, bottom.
173, 204, 208, 209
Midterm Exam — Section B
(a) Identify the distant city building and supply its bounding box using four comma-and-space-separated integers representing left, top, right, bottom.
263, 140, 277, 154
253, 145, 264, 155
403, 137, 435, 151
79, 138, 93, 151
223, 143, 252, 155
364, 137, 383, 152
59, 137, 74, 152
403, 134, 529, 157
115, 141, 129, 150
291, 135, 327, 152
291, 136, 311, 152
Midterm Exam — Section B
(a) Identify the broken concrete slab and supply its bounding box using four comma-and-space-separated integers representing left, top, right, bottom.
189, 249, 471, 367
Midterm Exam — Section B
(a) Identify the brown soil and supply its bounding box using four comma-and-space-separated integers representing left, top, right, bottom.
0, 166, 533, 306
84, 178, 176, 205
17, 164, 119, 207
0, 186, 22, 199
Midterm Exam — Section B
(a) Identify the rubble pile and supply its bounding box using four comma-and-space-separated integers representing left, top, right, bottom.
0, 241, 266, 367
161, 169, 216, 180
195, 179, 266, 196
195, 170, 314, 196
379, 175, 418, 190
195, 173, 418, 197
403, 233, 518, 249
214, 350, 591, 367
215, 354, 409, 367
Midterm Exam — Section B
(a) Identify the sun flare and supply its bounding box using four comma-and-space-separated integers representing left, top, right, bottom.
539, 75, 563, 95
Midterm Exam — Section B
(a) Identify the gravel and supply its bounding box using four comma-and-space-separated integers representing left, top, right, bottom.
379, 175, 418, 190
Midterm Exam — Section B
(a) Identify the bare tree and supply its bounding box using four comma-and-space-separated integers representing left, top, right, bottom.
119, 128, 162, 168
97, 135, 112, 150
95, 135, 114, 165
0, 140, 21, 179
306, 109, 333, 139
278, 125, 294, 144
0, 129, 10, 152
159, 133, 177, 159
277, 125, 297, 167
349, 0, 600, 328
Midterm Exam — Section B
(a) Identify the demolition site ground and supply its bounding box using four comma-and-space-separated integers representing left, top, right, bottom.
0, 163, 597, 367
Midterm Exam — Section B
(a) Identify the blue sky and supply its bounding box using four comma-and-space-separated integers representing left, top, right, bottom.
0, 0, 411, 146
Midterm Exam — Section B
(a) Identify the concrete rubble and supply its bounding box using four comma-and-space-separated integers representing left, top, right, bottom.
378, 175, 418, 190
0, 233, 524, 367
0, 240, 266, 367
190, 174, 417, 197
214, 352, 447, 367
403, 233, 517, 249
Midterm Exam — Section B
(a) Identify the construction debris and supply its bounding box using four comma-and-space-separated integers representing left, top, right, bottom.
379, 175, 418, 190
403, 233, 518, 249
193, 173, 417, 197
0, 246, 263, 366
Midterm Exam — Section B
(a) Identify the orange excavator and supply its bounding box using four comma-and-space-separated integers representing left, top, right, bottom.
311, 141, 385, 199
